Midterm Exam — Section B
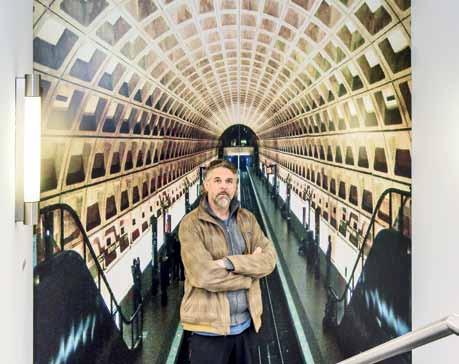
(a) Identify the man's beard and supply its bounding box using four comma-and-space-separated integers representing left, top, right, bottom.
214, 193, 231, 209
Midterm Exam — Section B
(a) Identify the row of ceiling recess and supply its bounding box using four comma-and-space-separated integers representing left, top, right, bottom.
40, 152, 215, 237
261, 78, 411, 137
39, 76, 214, 138
41, 137, 217, 196
81, 158, 205, 234
33, 27, 207, 126
260, 153, 405, 230
87, 170, 203, 260
281, 168, 399, 244
260, 144, 409, 206
40, 169, 203, 258
260, 131, 411, 182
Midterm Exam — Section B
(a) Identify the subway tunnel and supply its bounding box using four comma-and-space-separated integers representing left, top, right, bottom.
33, 0, 412, 363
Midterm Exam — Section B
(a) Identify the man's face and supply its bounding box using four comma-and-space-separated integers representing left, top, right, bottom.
204, 166, 237, 210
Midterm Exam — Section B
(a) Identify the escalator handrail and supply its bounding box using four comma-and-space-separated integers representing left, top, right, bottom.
327, 187, 411, 304
337, 314, 459, 364
39, 203, 142, 336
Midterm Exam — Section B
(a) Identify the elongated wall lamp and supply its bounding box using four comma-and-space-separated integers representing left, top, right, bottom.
15, 74, 41, 225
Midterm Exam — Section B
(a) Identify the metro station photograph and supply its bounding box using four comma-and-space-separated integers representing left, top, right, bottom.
1, 1, 458, 364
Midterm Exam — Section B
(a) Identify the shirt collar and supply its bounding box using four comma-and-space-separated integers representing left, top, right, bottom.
202, 194, 240, 222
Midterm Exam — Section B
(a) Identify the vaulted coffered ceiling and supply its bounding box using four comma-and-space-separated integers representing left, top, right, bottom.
34, 0, 410, 134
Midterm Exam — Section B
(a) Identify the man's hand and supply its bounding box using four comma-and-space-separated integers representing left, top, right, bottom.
216, 259, 226, 268
253, 247, 262, 255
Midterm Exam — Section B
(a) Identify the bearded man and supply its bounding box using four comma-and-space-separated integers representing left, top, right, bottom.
178, 159, 277, 364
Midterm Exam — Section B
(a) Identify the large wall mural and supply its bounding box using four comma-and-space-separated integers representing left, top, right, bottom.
33, 0, 411, 362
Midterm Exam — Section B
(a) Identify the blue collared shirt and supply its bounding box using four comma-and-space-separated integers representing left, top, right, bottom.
194, 318, 251, 336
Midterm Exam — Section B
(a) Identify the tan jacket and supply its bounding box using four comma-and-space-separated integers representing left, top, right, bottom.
178, 198, 277, 335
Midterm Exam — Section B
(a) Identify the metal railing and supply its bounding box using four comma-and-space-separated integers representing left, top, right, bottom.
38, 203, 143, 350
323, 188, 411, 329
338, 314, 459, 364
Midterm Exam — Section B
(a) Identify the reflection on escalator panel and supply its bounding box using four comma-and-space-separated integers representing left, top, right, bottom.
34, 251, 133, 364
338, 229, 411, 363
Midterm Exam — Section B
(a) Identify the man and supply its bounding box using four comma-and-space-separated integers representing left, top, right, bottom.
179, 159, 277, 364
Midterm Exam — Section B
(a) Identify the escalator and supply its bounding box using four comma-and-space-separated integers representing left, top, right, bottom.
337, 229, 411, 363
35, 204, 143, 364
35, 251, 134, 364
323, 189, 412, 363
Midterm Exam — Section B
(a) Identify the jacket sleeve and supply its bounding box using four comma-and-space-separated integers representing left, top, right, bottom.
179, 215, 252, 292
226, 213, 277, 279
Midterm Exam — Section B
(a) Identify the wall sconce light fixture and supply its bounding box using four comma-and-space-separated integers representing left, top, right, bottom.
15, 74, 41, 225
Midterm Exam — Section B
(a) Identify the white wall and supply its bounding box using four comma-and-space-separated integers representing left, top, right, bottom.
190, 180, 198, 202
412, 1, 459, 362
279, 179, 287, 201
170, 194, 186, 232
103, 229, 153, 304
0, 0, 33, 363
290, 191, 304, 224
